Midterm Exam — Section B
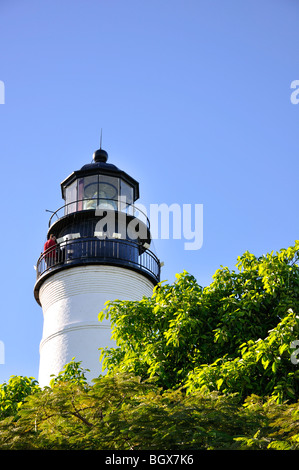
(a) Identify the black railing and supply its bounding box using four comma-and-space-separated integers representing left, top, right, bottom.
48, 198, 150, 230
36, 237, 160, 284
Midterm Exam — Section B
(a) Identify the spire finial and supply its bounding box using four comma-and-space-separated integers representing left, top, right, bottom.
93, 130, 108, 163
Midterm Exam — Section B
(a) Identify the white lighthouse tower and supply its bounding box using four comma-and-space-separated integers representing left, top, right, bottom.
34, 144, 160, 387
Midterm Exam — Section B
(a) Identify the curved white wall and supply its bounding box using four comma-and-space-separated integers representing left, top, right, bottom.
38, 266, 154, 387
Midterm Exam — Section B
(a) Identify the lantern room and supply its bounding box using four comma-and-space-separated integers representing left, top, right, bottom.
61, 147, 139, 215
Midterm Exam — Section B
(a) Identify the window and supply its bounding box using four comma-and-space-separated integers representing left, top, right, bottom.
65, 181, 77, 215
83, 175, 98, 210
120, 180, 133, 214
98, 175, 119, 210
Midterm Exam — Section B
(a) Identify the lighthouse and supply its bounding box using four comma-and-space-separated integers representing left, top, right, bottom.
34, 144, 160, 387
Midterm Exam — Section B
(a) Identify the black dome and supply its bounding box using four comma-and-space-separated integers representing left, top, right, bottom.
93, 148, 108, 163
80, 147, 120, 172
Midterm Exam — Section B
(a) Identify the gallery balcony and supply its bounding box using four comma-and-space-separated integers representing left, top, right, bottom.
34, 236, 161, 303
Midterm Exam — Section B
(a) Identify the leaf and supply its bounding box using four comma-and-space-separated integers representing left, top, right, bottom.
278, 343, 289, 356
262, 358, 270, 370
216, 378, 223, 390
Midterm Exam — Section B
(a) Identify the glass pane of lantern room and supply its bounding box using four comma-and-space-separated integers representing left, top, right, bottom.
98, 175, 119, 210
83, 175, 99, 210
65, 181, 77, 215
120, 180, 133, 213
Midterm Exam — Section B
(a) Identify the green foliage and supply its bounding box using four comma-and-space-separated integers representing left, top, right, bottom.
49, 358, 90, 388
2, 242, 299, 449
0, 372, 276, 450
0, 376, 40, 420
99, 271, 205, 388
233, 395, 299, 450
100, 241, 299, 397
185, 309, 299, 403
1, 372, 299, 450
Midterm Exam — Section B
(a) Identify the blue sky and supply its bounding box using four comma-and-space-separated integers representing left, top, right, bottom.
0, 0, 298, 383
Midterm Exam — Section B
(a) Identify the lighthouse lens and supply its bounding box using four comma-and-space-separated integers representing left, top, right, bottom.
84, 182, 98, 198
98, 182, 117, 199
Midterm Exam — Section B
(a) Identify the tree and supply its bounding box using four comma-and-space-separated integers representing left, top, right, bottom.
0, 367, 284, 450
99, 241, 299, 399
1, 367, 299, 450
185, 308, 299, 403
0, 375, 39, 420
